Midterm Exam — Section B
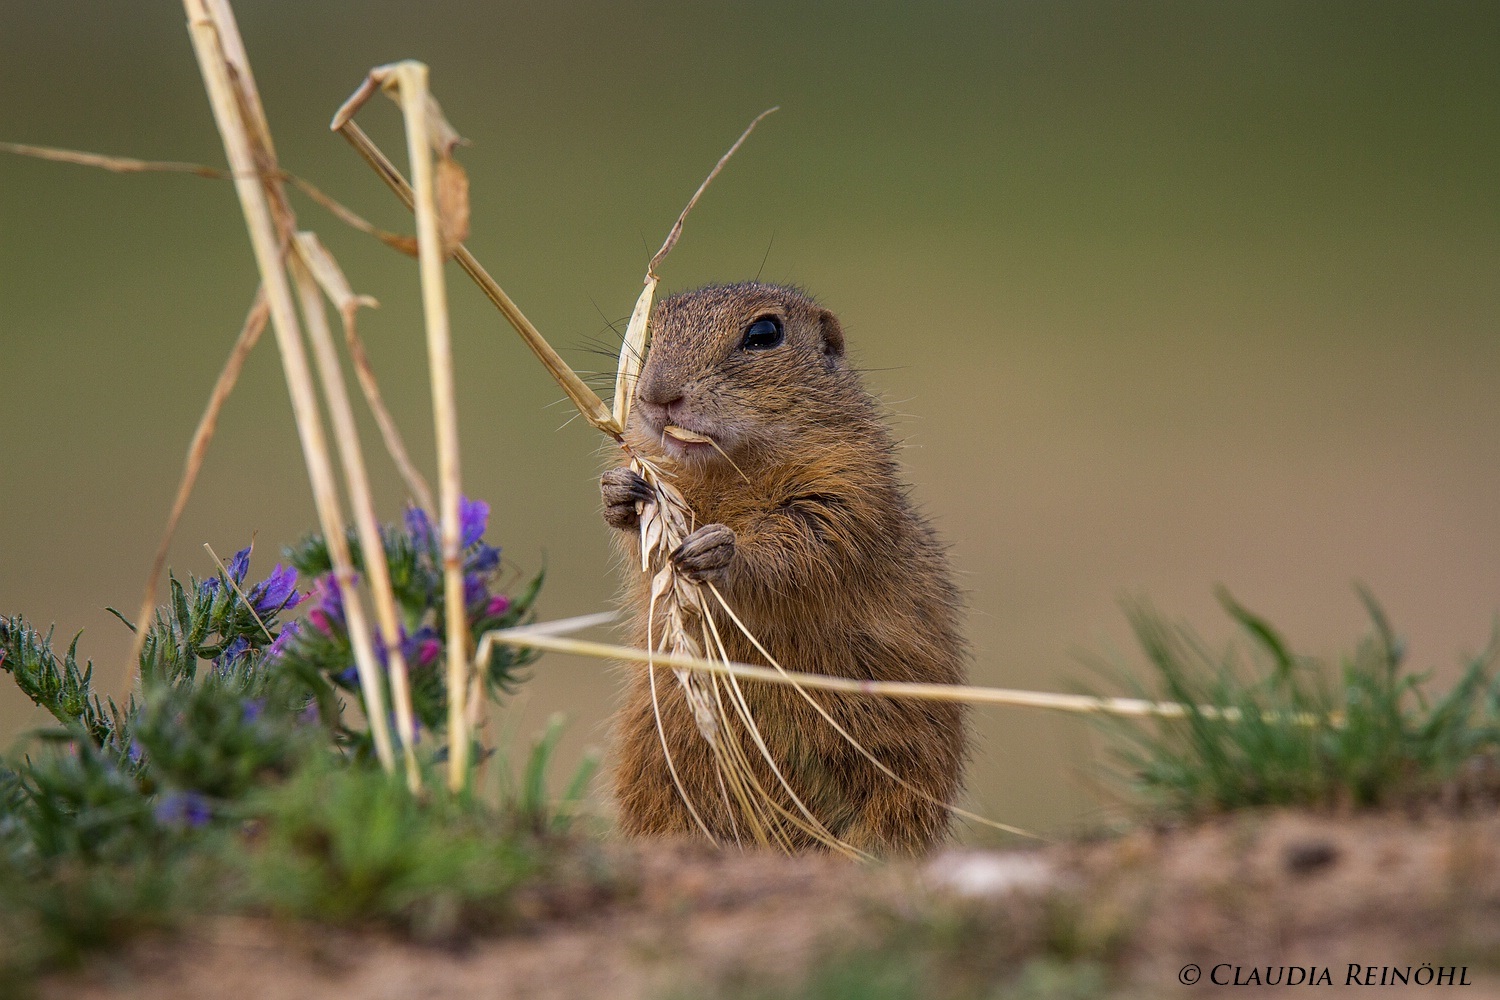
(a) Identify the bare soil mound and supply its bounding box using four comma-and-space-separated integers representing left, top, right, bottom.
44, 811, 1500, 999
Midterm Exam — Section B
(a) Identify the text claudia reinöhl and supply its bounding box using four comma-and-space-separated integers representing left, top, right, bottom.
1176, 964, 1475, 987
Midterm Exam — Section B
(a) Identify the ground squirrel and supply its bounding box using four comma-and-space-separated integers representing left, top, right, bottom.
600, 282, 967, 854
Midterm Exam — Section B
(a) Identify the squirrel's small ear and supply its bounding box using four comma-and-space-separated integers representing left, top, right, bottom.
817, 309, 845, 357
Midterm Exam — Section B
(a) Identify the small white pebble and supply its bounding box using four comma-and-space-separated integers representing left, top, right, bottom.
924, 851, 1056, 898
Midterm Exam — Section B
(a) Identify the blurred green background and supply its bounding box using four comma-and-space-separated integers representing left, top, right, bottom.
1, 1, 1497, 836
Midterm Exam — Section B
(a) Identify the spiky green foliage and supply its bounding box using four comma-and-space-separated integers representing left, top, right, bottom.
1107, 588, 1500, 814
0, 618, 132, 752
0, 509, 597, 992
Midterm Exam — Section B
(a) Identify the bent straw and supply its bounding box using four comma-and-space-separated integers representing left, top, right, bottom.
291, 235, 422, 791
182, 0, 396, 771
331, 120, 620, 439
127, 287, 268, 669
295, 234, 435, 511
392, 62, 472, 793
334, 62, 475, 791
476, 619, 1323, 728
0, 141, 415, 253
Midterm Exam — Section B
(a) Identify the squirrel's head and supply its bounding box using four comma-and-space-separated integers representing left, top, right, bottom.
624, 282, 851, 468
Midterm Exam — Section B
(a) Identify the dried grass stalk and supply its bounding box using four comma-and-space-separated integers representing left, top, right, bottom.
295, 233, 434, 512
476, 619, 1310, 724
182, 0, 396, 771
127, 287, 268, 670
291, 234, 422, 791
335, 62, 476, 791
330, 120, 622, 439
0, 139, 423, 257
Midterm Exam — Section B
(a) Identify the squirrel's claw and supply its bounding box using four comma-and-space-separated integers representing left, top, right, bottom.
671, 523, 736, 583
601, 467, 654, 530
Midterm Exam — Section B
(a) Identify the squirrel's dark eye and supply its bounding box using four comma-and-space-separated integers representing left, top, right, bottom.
740, 316, 784, 351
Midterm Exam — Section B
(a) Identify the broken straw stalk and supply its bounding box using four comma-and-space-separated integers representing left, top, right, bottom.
182, 0, 407, 777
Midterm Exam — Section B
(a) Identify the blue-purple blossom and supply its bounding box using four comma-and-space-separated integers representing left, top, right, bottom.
226, 546, 251, 585
155, 791, 212, 829
265, 620, 300, 662
198, 576, 220, 600
402, 626, 441, 667
370, 625, 445, 669
308, 574, 347, 634
217, 636, 249, 668
467, 543, 500, 574
414, 636, 442, 666
460, 496, 489, 548
464, 572, 488, 609
127, 740, 145, 765
405, 505, 435, 551
241, 698, 266, 723
406, 497, 493, 554
249, 563, 302, 615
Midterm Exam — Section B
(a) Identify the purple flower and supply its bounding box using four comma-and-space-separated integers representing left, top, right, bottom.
298, 701, 321, 726
464, 572, 488, 609
198, 576, 220, 600
415, 638, 442, 667
241, 698, 266, 723
411, 500, 492, 554
265, 620, 300, 662
127, 740, 145, 765
226, 546, 251, 585
217, 636, 249, 668
466, 543, 500, 574
398, 626, 442, 667
460, 496, 489, 548
248, 563, 301, 615
155, 791, 212, 829
405, 506, 435, 550
485, 594, 511, 618
337, 664, 360, 687
308, 575, 347, 634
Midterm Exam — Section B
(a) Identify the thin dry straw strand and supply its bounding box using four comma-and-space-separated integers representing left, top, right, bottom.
127, 287, 268, 670
295, 235, 435, 512
290, 234, 422, 791
182, 0, 396, 771
476, 615, 1312, 725
329, 119, 621, 440
339, 61, 475, 792
0, 141, 418, 255
395, 62, 472, 793
203, 542, 273, 641
27, 143, 436, 682
611, 107, 778, 429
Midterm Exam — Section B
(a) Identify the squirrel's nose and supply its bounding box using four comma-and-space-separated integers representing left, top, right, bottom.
637, 373, 684, 410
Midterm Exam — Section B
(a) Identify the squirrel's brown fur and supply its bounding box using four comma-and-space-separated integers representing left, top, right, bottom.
600, 282, 967, 855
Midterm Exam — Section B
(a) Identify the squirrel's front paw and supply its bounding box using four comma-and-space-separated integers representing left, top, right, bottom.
601, 467, 653, 530
671, 523, 736, 583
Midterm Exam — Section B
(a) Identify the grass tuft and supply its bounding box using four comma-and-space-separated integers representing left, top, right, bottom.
1104, 587, 1500, 815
